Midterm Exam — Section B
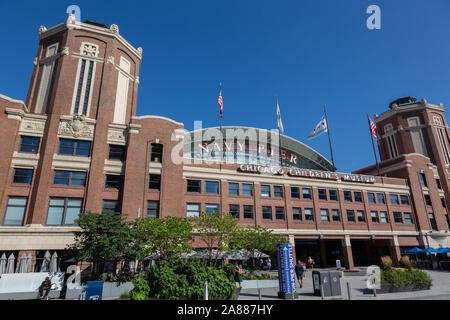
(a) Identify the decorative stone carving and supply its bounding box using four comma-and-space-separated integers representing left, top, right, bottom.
39, 26, 47, 34
107, 56, 115, 65
107, 125, 128, 145
59, 115, 94, 139
80, 43, 99, 57
33, 57, 38, 66
66, 14, 76, 26
20, 119, 46, 135
137, 47, 143, 56
61, 47, 70, 56
110, 24, 119, 34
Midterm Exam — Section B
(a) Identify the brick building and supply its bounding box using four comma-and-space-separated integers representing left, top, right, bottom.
0, 15, 449, 271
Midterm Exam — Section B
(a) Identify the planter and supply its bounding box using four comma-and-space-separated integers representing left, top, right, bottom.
374, 283, 431, 294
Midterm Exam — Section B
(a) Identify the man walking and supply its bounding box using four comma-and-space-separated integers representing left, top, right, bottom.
295, 260, 305, 288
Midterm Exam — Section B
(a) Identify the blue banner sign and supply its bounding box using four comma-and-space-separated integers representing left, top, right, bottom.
277, 243, 296, 294
85, 281, 104, 300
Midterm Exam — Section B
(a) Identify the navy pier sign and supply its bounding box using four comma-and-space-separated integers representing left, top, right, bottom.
277, 243, 297, 299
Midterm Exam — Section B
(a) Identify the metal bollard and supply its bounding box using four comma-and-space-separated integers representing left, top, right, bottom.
320, 283, 324, 300
203, 282, 208, 300
347, 282, 352, 300
372, 279, 377, 297
258, 288, 262, 300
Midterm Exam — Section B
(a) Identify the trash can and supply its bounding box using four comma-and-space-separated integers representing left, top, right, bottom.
312, 271, 331, 297
329, 271, 342, 296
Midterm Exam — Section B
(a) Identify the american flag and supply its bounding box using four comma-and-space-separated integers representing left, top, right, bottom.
369, 118, 378, 140
218, 85, 223, 118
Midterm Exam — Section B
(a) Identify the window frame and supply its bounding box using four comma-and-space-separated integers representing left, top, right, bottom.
59, 139, 91, 157
104, 174, 123, 190
46, 197, 83, 226
19, 136, 40, 154
147, 200, 160, 218
53, 170, 87, 187
187, 180, 201, 193
12, 168, 34, 185
3, 196, 28, 226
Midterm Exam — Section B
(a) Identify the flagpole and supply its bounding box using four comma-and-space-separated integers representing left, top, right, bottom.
276, 95, 282, 167
367, 114, 380, 176
219, 82, 223, 170
323, 104, 336, 169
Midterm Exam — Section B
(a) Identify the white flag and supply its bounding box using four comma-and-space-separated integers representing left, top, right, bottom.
308, 116, 328, 140
277, 101, 284, 133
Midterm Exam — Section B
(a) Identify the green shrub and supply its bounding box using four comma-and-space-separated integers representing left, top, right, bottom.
381, 268, 432, 288
99, 271, 139, 283
146, 258, 236, 300
130, 276, 151, 300
399, 256, 412, 271
119, 291, 130, 299
243, 272, 278, 280
381, 256, 393, 270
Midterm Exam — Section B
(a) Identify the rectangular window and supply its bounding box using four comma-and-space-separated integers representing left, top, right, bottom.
205, 204, 219, 215
429, 213, 438, 230
102, 200, 121, 214
12, 169, 34, 185
262, 206, 272, 220
436, 179, 442, 190
147, 201, 160, 218
329, 190, 338, 201
149, 175, 161, 191
304, 208, 314, 221
347, 210, 355, 223
357, 210, 366, 223
228, 183, 239, 196
368, 193, 376, 204
243, 205, 254, 220
419, 173, 428, 188
54, 171, 87, 187
242, 184, 253, 196
354, 192, 363, 203
320, 209, 330, 222
404, 213, 413, 225
371, 211, 379, 223
400, 195, 410, 205
445, 214, 450, 230
377, 193, 385, 204
424, 195, 432, 206
274, 186, 284, 198
36, 43, 58, 114
108, 145, 126, 161
19, 136, 40, 154
318, 189, 327, 201
205, 181, 219, 194
261, 185, 271, 198
59, 139, 91, 157
151, 144, 163, 163
302, 188, 312, 200
390, 194, 399, 205
380, 211, 389, 223
46, 198, 82, 226
275, 207, 285, 221
229, 205, 240, 219
3, 197, 28, 226
393, 212, 403, 224
437, 127, 450, 165
291, 187, 300, 199
293, 208, 302, 221
187, 180, 201, 193
441, 198, 446, 208
105, 175, 123, 190
331, 209, 340, 222
344, 191, 352, 202
73, 58, 95, 116
186, 203, 200, 218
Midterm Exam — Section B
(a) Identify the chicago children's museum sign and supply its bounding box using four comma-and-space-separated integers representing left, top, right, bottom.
238, 164, 377, 184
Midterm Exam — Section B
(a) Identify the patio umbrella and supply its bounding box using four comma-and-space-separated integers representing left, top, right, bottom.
5, 254, 15, 274
405, 247, 424, 253
16, 253, 27, 273
0, 254, 7, 275
25, 253, 32, 273
49, 252, 58, 272
423, 247, 439, 253
40, 251, 51, 272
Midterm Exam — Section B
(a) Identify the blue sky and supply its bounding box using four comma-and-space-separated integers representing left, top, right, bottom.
1, 0, 450, 172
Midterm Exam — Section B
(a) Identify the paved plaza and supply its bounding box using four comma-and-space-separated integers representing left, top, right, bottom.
237, 268, 450, 300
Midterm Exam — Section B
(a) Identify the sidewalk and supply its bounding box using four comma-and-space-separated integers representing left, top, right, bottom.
237, 269, 450, 300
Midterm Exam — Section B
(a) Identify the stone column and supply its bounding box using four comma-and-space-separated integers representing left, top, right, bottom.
389, 235, 401, 266
320, 239, 327, 267
289, 234, 297, 264
341, 235, 354, 270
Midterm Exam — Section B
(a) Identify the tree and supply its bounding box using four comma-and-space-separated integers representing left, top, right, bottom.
68, 211, 142, 274
191, 212, 239, 267
232, 225, 286, 269
134, 216, 193, 261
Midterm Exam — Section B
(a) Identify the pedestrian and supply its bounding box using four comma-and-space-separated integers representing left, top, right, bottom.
234, 262, 244, 290
295, 260, 305, 288
38, 277, 52, 300
259, 258, 264, 270
267, 257, 271, 271
308, 256, 315, 270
